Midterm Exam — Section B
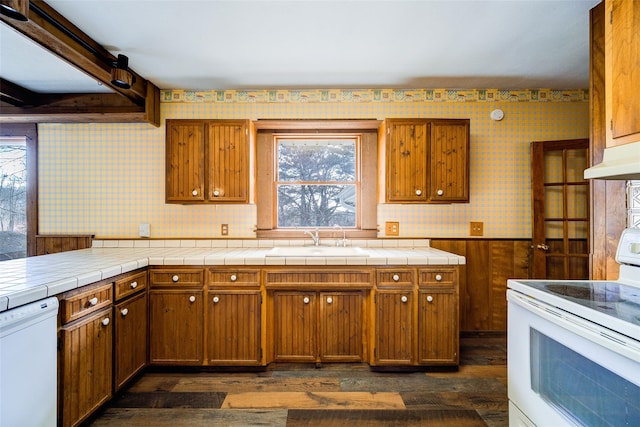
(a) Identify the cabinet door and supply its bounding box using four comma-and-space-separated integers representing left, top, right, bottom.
610, 0, 640, 143
319, 291, 363, 362
428, 120, 469, 202
114, 292, 148, 390
207, 120, 249, 202
207, 290, 262, 365
59, 307, 112, 427
149, 289, 203, 364
374, 290, 413, 365
418, 289, 458, 364
273, 291, 316, 362
385, 120, 428, 202
166, 120, 205, 202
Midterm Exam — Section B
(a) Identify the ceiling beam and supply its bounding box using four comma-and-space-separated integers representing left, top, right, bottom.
0, 0, 160, 126
0, 78, 39, 106
0, 84, 160, 125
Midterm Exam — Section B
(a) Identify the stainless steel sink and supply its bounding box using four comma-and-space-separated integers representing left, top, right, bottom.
265, 246, 369, 257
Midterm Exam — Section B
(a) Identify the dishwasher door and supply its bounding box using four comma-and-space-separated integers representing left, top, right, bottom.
0, 297, 59, 427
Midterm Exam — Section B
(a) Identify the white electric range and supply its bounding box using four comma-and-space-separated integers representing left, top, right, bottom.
507, 228, 640, 427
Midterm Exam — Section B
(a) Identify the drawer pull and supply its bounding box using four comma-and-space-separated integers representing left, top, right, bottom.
303, 297, 310, 304
392, 274, 400, 282
120, 308, 129, 316
427, 295, 434, 303
189, 295, 196, 303
172, 275, 179, 282
213, 296, 220, 303
401, 295, 408, 303
435, 274, 442, 281
130, 281, 138, 289
101, 317, 110, 326
326, 297, 333, 304
230, 275, 237, 282
88, 297, 99, 306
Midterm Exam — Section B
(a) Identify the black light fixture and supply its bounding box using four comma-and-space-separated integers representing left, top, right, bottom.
0, 0, 29, 21
110, 54, 135, 89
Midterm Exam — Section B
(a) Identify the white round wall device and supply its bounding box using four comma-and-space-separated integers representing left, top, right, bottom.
490, 109, 504, 121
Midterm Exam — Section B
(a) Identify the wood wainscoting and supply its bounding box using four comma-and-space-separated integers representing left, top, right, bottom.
35, 234, 93, 256
430, 239, 531, 332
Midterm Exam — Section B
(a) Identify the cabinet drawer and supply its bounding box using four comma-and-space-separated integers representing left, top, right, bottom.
209, 269, 259, 288
114, 271, 147, 301
150, 269, 203, 287
376, 269, 415, 288
418, 268, 456, 286
60, 282, 113, 324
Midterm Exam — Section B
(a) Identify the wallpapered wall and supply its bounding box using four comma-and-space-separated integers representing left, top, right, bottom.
38, 88, 589, 239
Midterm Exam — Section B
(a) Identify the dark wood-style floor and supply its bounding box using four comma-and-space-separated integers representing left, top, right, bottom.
86, 334, 507, 427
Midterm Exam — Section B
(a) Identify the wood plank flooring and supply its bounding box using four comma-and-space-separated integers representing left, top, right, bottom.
86, 333, 507, 427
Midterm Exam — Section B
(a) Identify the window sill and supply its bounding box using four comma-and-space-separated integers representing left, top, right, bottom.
256, 229, 377, 240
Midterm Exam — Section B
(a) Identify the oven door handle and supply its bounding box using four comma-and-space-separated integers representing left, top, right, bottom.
508, 290, 640, 362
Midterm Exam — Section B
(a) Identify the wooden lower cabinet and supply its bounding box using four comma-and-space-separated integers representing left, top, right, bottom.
59, 306, 112, 427
418, 289, 457, 364
273, 291, 317, 362
207, 289, 262, 365
114, 291, 148, 390
319, 291, 364, 362
149, 289, 204, 364
272, 290, 366, 363
373, 289, 414, 365
417, 267, 459, 365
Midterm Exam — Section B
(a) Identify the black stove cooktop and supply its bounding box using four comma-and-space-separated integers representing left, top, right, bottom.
515, 280, 640, 328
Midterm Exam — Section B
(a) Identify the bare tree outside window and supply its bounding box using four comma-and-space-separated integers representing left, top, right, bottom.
0, 142, 27, 260
276, 137, 358, 228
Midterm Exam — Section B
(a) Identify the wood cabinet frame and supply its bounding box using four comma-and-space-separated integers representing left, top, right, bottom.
379, 118, 470, 203
165, 119, 255, 204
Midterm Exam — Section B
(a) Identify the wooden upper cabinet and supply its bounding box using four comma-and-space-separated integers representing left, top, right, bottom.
166, 119, 253, 203
381, 118, 469, 203
385, 119, 429, 202
166, 120, 205, 202
607, 0, 640, 146
428, 120, 469, 203
207, 121, 250, 202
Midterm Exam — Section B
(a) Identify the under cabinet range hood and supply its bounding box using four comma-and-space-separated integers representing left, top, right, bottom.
584, 142, 640, 180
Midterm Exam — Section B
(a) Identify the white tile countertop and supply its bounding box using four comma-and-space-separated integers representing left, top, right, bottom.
0, 239, 465, 312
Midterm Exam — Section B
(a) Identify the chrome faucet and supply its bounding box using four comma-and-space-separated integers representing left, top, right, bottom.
303, 228, 320, 246
333, 224, 347, 247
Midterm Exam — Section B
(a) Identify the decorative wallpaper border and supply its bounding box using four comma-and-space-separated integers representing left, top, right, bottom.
161, 88, 588, 104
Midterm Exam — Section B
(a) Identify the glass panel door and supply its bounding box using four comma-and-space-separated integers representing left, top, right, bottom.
531, 139, 589, 279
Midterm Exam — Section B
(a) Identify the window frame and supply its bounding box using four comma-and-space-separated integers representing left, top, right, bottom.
273, 133, 362, 230
0, 123, 38, 257
255, 120, 379, 239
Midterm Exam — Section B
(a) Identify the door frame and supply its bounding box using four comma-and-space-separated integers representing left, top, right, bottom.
531, 138, 589, 279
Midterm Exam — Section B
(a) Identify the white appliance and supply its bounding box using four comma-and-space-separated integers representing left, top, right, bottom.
507, 228, 640, 427
0, 297, 59, 427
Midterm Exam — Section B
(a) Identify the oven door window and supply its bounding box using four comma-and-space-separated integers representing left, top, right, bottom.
530, 329, 640, 426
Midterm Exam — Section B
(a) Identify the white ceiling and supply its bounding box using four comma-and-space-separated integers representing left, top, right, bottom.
0, 0, 601, 94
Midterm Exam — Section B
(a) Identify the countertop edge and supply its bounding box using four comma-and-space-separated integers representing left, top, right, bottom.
0, 247, 465, 312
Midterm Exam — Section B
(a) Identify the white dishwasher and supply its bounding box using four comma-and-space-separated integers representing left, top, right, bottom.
0, 297, 59, 427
